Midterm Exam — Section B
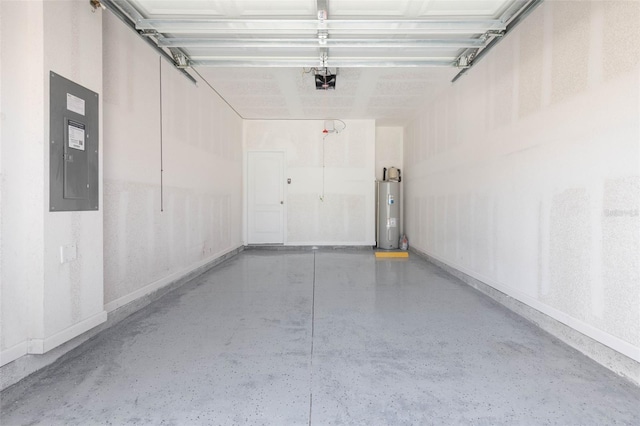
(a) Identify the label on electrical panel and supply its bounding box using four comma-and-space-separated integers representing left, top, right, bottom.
66, 93, 85, 116
387, 218, 397, 228
68, 120, 86, 151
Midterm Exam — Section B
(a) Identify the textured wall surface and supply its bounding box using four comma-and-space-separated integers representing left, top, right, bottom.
41, 0, 105, 348
404, 1, 639, 362
0, 1, 45, 364
102, 13, 243, 310
244, 120, 375, 245
1, 0, 105, 366
375, 127, 403, 182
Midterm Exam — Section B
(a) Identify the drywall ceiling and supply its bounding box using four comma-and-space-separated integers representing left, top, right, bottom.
195, 66, 458, 125
105, 0, 533, 125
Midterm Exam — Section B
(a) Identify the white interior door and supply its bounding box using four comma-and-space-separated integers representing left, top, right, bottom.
247, 151, 285, 244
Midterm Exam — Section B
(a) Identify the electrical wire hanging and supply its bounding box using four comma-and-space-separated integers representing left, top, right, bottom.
159, 56, 164, 212
320, 132, 328, 202
319, 119, 347, 202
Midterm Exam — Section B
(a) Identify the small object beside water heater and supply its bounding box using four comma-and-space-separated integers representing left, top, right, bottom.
400, 234, 409, 251
377, 181, 400, 249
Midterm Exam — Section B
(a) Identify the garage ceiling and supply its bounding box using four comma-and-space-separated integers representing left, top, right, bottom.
103, 0, 539, 125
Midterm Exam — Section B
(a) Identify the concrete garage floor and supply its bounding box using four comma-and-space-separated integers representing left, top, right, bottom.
1, 250, 639, 425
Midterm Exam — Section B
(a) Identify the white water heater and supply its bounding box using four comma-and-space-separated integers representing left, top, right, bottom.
377, 181, 400, 249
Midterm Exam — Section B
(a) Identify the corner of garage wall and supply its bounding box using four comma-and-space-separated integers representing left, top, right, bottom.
1, 0, 108, 371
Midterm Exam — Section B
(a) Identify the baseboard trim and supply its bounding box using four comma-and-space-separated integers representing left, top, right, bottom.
0, 245, 244, 391
410, 247, 640, 385
104, 245, 244, 322
104, 246, 243, 313
245, 245, 374, 251
27, 311, 108, 355
0, 342, 29, 367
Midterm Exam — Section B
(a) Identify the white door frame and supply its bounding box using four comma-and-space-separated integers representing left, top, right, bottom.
245, 150, 286, 245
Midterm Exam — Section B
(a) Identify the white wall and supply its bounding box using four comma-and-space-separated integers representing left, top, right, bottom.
102, 12, 243, 312
40, 0, 106, 353
375, 126, 404, 236
244, 120, 376, 245
375, 127, 403, 182
404, 1, 640, 363
0, 0, 45, 365
1, 0, 105, 366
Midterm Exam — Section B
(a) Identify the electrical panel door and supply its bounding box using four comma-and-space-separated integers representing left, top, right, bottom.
49, 72, 99, 211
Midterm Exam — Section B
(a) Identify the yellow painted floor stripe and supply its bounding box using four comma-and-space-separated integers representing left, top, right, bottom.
374, 251, 409, 258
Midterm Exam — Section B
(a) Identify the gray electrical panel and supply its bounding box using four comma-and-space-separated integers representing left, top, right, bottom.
49, 72, 99, 211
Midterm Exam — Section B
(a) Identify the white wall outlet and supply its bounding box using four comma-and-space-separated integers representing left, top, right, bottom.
60, 244, 77, 264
